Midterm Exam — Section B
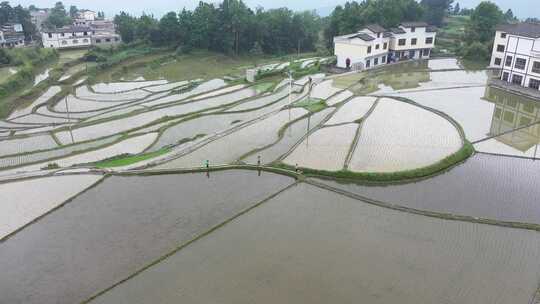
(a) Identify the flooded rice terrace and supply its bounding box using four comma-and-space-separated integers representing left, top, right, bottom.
1, 57, 539, 304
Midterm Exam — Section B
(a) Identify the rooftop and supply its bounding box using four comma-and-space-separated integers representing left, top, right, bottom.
389, 27, 406, 34
350, 33, 375, 41
400, 22, 429, 28
365, 24, 387, 33
496, 22, 540, 38
43, 26, 93, 34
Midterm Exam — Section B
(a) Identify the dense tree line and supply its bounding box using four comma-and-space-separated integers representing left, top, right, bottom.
0, 1, 37, 40
114, 0, 322, 56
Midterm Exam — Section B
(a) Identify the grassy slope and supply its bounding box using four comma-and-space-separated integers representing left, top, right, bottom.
435, 16, 469, 55
93, 147, 171, 168
95, 49, 318, 83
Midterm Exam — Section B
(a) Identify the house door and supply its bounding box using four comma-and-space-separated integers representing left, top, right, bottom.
409, 50, 415, 58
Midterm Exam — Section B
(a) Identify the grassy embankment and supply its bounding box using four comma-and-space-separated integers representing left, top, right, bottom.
434, 15, 469, 57
92, 147, 172, 168
274, 141, 474, 183
0, 47, 59, 118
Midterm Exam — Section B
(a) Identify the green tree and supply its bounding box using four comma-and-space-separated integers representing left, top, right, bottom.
157, 12, 180, 45
191, 2, 220, 49
453, 2, 460, 15
114, 12, 136, 43
69, 5, 78, 18
44, 2, 71, 29
421, 0, 453, 26
504, 9, 517, 23
465, 1, 503, 44
0, 49, 10, 65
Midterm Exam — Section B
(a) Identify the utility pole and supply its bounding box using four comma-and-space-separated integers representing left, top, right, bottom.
65, 94, 74, 144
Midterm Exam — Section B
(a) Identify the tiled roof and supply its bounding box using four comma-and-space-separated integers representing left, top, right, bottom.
350, 33, 375, 41
389, 27, 406, 34
426, 26, 437, 33
383, 32, 393, 38
43, 26, 92, 33
496, 23, 540, 38
400, 21, 429, 28
365, 24, 387, 33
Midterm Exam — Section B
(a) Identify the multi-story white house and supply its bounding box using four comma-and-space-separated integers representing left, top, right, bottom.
77, 10, 97, 21
42, 26, 94, 49
42, 25, 121, 49
490, 22, 540, 91
334, 22, 436, 70
388, 22, 437, 61
0, 23, 25, 48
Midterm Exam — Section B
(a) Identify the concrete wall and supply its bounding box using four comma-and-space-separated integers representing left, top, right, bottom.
42, 31, 93, 49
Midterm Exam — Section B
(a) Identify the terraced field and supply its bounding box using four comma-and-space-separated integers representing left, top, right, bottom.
1, 57, 539, 304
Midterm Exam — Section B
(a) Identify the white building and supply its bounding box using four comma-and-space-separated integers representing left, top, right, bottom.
0, 23, 25, 48
42, 25, 121, 49
30, 10, 49, 30
490, 23, 540, 91
42, 26, 94, 49
77, 10, 97, 21
334, 22, 436, 70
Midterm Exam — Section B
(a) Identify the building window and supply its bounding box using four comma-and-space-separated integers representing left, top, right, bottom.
398, 39, 406, 46
61, 33, 65, 37
529, 78, 540, 90
84, 32, 88, 36
366, 59, 371, 68
519, 116, 532, 127
503, 111, 515, 123
523, 102, 535, 113
377, 33, 381, 38
496, 44, 505, 52
105, 38, 111, 42
423, 49, 430, 56
501, 32, 506, 38
411, 38, 417, 45
72, 32, 75, 37
532, 61, 540, 74
376, 44, 379, 49
374, 57, 379, 65
514, 58, 527, 70
411, 27, 416, 32
515, 58, 526, 70
96, 39, 101, 43
382, 56, 386, 63
61, 40, 67, 45
494, 108, 502, 119
73, 39, 78, 44
83, 38, 89, 43
383, 42, 387, 49
425, 37, 433, 44
409, 50, 415, 58
505, 56, 513, 67
48, 33, 52, 38
502, 72, 509, 81
512, 74, 523, 85
494, 58, 501, 65
367, 46, 371, 54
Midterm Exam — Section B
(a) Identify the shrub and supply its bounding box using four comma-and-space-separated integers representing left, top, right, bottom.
462, 42, 490, 60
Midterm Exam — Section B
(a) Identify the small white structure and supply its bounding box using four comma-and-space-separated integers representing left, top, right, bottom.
334, 22, 436, 70
42, 26, 94, 49
77, 10, 97, 21
30, 10, 49, 30
490, 23, 540, 91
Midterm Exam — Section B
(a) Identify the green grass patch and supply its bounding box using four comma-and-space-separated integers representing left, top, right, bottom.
274, 141, 474, 183
93, 147, 171, 168
252, 82, 275, 93
293, 98, 327, 112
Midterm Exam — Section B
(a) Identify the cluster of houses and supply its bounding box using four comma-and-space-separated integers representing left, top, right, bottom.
0, 8, 120, 50
40, 9, 121, 50
333, 22, 437, 70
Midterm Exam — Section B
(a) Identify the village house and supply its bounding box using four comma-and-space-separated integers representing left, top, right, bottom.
42, 26, 94, 49
42, 25, 120, 49
490, 22, 540, 91
30, 9, 50, 30
334, 22, 436, 70
0, 23, 25, 48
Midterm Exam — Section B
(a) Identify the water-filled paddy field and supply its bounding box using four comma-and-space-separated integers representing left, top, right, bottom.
1, 57, 539, 304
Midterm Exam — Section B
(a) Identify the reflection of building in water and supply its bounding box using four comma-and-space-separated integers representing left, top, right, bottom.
484, 86, 540, 152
